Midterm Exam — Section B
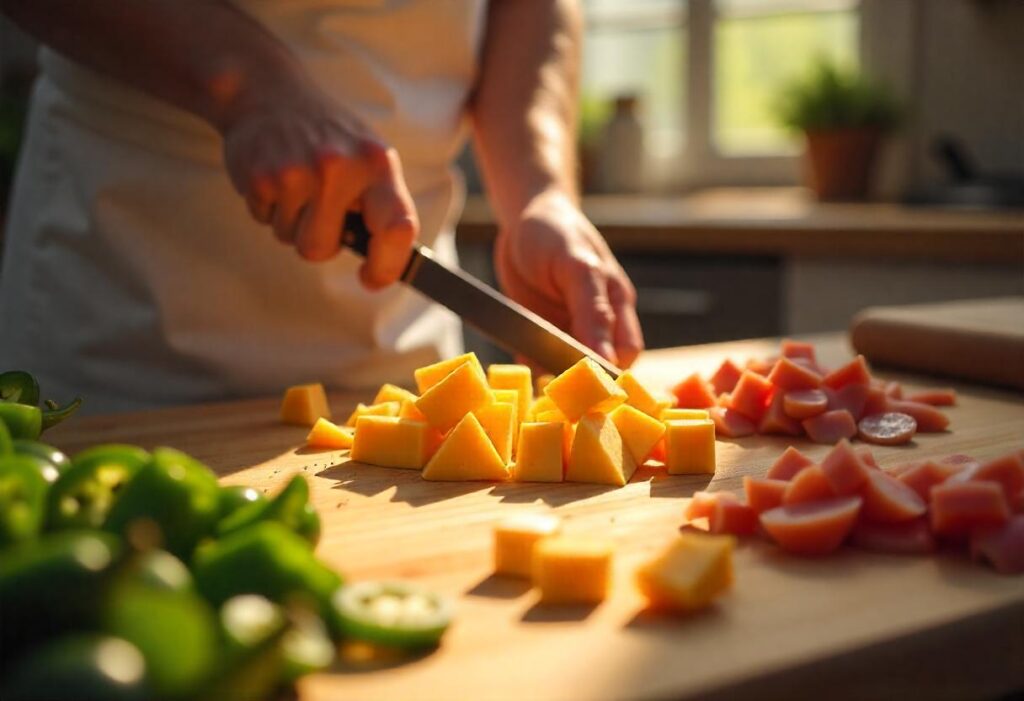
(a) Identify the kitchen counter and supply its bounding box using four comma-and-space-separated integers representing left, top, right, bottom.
47, 333, 1024, 701
458, 189, 1024, 263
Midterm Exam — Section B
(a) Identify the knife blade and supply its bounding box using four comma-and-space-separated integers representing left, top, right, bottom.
340, 212, 622, 378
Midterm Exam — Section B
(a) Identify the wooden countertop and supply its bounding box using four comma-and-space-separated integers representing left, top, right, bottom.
457, 189, 1024, 263
47, 334, 1024, 701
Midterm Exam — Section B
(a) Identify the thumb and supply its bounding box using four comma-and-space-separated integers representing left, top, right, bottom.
556, 253, 618, 364
359, 145, 419, 289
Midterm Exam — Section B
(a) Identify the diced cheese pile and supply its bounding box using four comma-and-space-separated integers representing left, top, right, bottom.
290, 352, 720, 486
686, 441, 1024, 574
674, 339, 956, 445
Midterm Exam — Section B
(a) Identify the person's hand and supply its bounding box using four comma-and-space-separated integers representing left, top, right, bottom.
494, 190, 644, 368
219, 78, 418, 289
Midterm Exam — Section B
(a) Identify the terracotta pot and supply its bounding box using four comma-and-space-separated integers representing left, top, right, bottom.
803, 127, 883, 201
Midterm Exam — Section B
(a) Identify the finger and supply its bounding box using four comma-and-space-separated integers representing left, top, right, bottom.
556, 252, 618, 364
495, 235, 572, 331
358, 146, 419, 289
246, 175, 277, 225
294, 151, 365, 262
606, 273, 645, 369
272, 166, 317, 244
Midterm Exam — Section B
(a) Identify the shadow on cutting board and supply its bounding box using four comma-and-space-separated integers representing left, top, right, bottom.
465, 573, 533, 599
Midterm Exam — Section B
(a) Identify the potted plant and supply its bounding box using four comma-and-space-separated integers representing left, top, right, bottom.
776, 60, 900, 201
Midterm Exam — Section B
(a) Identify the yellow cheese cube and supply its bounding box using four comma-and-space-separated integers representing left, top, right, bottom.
543, 358, 626, 422
492, 389, 520, 412
566, 412, 637, 487
350, 416, 435, 469
414, 361, 493, 433
487, 364, 533, 422
474, 402, 517, 465
305, 418, 354, 449
615, 371, 662, 418
664, 419, 716, 475
280, 383, 331, 426
654, 398, 675, 416
372, 383, 418, 406
534, 408, 567, 424
493, 514, 562, 578
344, 401, 401, 428
533, 536, 613, 604
526, 395, 557, 421
413, 352, 485, 394
610, 404, 666, 465
422, 413, 509, 481
397, 398, 427, 422
513, 422, 564, 482
661, 408, 711, 421
535, 373, 556, 394
635, 532, 735, 613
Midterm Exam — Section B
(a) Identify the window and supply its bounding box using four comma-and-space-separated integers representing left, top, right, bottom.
580, 0, 860, 190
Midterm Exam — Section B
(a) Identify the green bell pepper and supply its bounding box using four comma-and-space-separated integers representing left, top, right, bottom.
0, 402, 42, 441
217, 484, 267, 521
331, 580, 454, 650
0, 370, 40, 406
0, 455, 48, 547
0, 531, 121, 657
200, 595, 289, 701
13, 439, 72, 481
0, 419, 12, 455
217, 474, 320, 546
0, 634, 150, 701
46, 444, 149, 531
104, 447, 221, 559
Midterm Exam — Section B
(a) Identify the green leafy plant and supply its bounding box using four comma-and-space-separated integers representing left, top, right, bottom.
775, 59, 900, 133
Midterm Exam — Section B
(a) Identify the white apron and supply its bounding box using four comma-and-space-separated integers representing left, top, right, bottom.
0, 0, 488, 414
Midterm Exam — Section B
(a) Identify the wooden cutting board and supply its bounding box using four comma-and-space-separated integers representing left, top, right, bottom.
851, 296, 1024, 390
46, 334, 1024, 701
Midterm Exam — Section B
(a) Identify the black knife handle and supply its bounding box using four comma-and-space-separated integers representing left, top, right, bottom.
341, 212, 371, 257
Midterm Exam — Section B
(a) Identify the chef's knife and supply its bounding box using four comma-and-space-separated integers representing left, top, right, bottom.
341, 212, 622, 378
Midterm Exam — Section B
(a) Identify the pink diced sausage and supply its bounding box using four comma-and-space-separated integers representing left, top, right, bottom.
884, 399, 950, 433
745, 357, 776, 377
709, 406, 756, 438
783, 389, 828, 420
884, 381, 903, 399
970, 515, 1024, 574
743, 476, 788, 515
802, 410, 857, 445
856, 446, 880, 469
760, 496, 862, 557
820, 439, 871, 495
767, 357, 822, 392
758, 391, 803, 437
860, 469, 927, 523
857, 412, 917, 446
822, 355, 872, 391
969, 452, 1024, 505
709, 498, 759, 536
685, 490, 734, 521
783, 465, 836, 505
766, 446, 814, 481
780, 339, 816, 364
930, 481, 1010, 536
709, 358, 743, 396
851, 517, 936, 555
672, 373, 718, 409
905, 389, 957, 406
826, 384, 870, 421
729, 370, 775, 423
896, 460, 963, 501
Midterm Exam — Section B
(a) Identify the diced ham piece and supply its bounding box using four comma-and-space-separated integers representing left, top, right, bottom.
851, 518, 936, 555
822, 355, 872, 391
783, 465, 836, 505
860, 469, 927, 523
802, 410, 857, 445
709, 359, 743, 396
684, 491, 733, 521
820, 439, 871, 495
716, 392, 732, 408
968, 452, 1024, 505
709, 406, 756, 438
857, 412, 917, 446
728, 371, 774, 423
767, 357, 822, 392
896, 460, 963, 501
758, 391, 803, 437
905, 389, 957, 407
930, 481, 1010, 537
745, 357, 776, 376
884, 399, 949, 433
743, 476, 788, 514
884, 381, 903, 399
970, 516, 1024, 574
766, 446, 814, 481
780, 339, 816, 364
672, 373, 717, 409
783, 389, 828, 419
862, 386, 890, 417
856, 446, 880, 469
760, 496, 863, 557
825, 384, 870, 421
709, 498, 759, 536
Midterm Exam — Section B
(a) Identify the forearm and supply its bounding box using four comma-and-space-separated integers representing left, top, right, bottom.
1, 0, 305, 132
470, 0, 581, 229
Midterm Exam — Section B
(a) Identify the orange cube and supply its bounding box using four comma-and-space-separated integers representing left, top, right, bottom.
305, 418, 354, 449
533, 536, 613, 604
413, 352, 485, 394
635, 533, 735, 613
487, 364, 533, 423
493, 514, 562, 578
664, 419, 716, 475
281, 383, 331, 426
543, 358, 626, 422
415, 361, 493, 433
513, 422, 565, 483
350, 416, 436, 469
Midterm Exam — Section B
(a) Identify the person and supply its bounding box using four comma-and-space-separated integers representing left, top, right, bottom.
0, 0, 644, 413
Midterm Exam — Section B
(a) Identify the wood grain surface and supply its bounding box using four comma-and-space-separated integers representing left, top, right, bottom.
46, 334, 1024, 701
